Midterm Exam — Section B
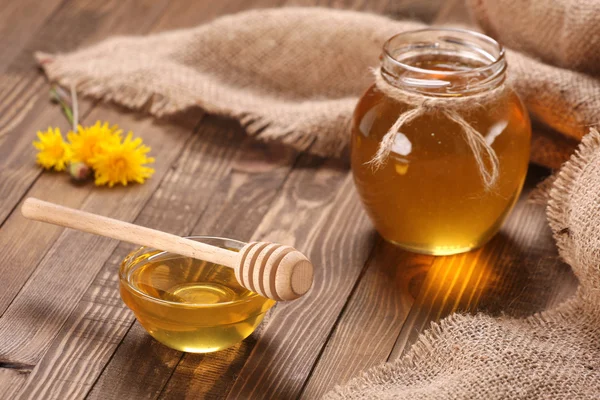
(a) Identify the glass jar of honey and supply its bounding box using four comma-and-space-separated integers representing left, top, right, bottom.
351, 29, 531, 255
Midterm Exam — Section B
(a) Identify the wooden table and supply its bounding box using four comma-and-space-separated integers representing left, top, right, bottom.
0, 1, 578, 399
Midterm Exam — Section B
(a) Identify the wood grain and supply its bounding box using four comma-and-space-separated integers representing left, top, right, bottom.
0, 367, 31, 398
0, 175, 91, 316
221, 173, 375, 400
0, 0, 65, 73
193, 140, 298, 241
0, 0, 173, 321
11, 116, 252, 400
0, 106, 193, 398
87, 126, 299, 400
0, 0, 170, 227
299, 241, 433, 399
153, 154, 350, 400
299, 168, 578, 398
288, 0, 443, 22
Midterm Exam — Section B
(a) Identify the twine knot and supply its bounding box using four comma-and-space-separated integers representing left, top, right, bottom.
369, 67, 504, 190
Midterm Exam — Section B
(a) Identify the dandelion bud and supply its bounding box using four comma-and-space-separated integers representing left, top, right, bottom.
69, 161, 92, 182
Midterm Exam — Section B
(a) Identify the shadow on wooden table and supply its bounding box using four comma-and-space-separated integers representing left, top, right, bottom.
389, 214, 579, 359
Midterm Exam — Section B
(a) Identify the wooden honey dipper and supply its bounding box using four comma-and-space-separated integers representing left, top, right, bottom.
21, 198, 314, 301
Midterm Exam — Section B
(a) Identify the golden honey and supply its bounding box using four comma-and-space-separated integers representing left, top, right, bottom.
120, 237, 274, 353
352, 29, 531, 255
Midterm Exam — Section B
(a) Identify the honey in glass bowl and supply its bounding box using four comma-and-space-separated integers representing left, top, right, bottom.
351, 29, 531, 255
119, 236, 275, 353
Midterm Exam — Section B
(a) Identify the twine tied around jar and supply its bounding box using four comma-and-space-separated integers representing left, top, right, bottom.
369, 67, 506, 190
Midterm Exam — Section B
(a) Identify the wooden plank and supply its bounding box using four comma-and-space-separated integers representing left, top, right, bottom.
87, 322, 182, 400
0, 0, 168, 141
292, 0, 443, 22
190, 142, 298, 241
150, 0, 286, 31
0, 0, 170, 227
0, 106, 194, 398
157, 340, 261, 400
154, 155, 350, 400
0, 0, 198, 318
208, 173, 373, 400
388, 166, 579, 361
0, 0, 443, 229
0, 2, 171, 392
0, 364, 33, 397
87, 141, 301, 400
12, 117, 249, 400
0, 0, 66, 74
0, 147, 91, 317
0, 0, 174, 321
299, 242, 433, 399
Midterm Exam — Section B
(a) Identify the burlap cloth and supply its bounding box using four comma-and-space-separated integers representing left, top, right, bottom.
36, 5, 600, 399
36, 7, 598, 169
468, 0, 600, 76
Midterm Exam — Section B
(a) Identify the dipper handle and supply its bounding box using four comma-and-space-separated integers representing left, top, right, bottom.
21, 198, 313, 301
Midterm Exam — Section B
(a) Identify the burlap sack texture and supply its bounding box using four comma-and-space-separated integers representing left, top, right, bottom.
324, 129, 600, 399
468, 0, 600, 76
36, 8, 598, 169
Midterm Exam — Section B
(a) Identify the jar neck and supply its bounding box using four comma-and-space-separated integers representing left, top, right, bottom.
380, 28, 507, 97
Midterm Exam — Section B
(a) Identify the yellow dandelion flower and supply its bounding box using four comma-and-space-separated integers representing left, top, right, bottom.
67, 121, 121, 165
90, 132, 155, 187
32, 127, 72, 171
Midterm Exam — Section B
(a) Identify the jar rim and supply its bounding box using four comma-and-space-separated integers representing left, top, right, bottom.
381, 28, 507, 95
119, 235, 266, 308
383, 27, 505, 76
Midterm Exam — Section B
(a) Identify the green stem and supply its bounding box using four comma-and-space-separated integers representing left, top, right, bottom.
50, 87, 74, 127
61, 103, 74, 126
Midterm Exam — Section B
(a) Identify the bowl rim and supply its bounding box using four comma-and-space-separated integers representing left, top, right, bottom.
119, 235, 272, 308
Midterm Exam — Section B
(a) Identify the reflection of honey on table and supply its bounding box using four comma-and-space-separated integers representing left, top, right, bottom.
352, 56, 531, 255
120, 252, 274, 353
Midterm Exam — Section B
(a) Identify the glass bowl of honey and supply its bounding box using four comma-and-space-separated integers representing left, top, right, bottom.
119, 236, 275, 353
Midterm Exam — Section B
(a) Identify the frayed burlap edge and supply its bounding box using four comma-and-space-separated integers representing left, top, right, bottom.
35, 52, 342, 157
323, 292, 595, 400
35, 52, 193, 115
547, 128, 600, 273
